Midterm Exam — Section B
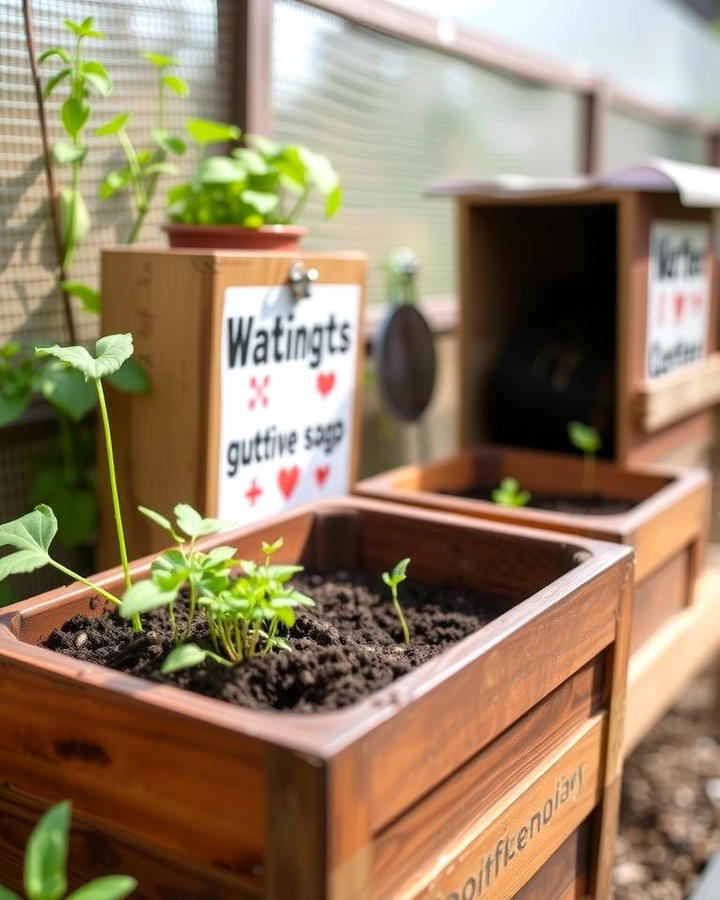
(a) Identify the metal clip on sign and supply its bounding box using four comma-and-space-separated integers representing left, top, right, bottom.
288, 260, 319, 302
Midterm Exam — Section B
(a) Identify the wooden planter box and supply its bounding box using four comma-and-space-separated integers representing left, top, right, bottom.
0, 498, 631, 899
356, 447, 710, 654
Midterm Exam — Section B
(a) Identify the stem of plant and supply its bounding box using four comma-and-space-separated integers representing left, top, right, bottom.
391, 584, 410, 646
49, 559, 121, 606
95, 379, 139, 630
285, 188, 309, 225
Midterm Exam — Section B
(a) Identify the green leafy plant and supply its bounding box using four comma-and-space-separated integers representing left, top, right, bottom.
491, 476, 531, 508
0, 800, 136, 900
567, 421, 602, 495
119, 522, 314, 670
168, 124, 342, 228
382, 557, 411, 646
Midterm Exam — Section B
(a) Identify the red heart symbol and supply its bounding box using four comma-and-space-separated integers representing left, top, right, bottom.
277, 466, 299, 500
317, 372, 335, 396
674, 292, 685, 322
314, 465, 330, 487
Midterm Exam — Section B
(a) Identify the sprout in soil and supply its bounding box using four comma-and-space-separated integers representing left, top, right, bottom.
382, 557, 411, 646
0, 799, 136, 900
567, 420, 602, 496
0, 335, 141, 630
492, 476, 531, 508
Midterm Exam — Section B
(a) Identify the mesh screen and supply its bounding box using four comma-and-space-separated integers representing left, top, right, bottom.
605, 108, 706, 170
271, 0, 584, 304
0, 0, 232, 345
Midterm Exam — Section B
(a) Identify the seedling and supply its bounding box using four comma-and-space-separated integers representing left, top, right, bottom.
567, 421, 602, 496
492, 477, 531, 507
382, 558, 411, 646
168, 125, 342, 228
0, 336, 141, 629
0, 800, 136, 899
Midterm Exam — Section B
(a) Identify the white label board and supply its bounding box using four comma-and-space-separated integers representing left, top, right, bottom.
646, 220, 710, 380
216, 282, 361, 522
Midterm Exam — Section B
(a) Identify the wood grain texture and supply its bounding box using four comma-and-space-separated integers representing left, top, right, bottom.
513, 816, 592, 900
631, 547, 692, 650
635, 352, 720, 432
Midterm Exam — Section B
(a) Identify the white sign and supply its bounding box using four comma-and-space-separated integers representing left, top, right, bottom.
216, 283, 361, 521
646, 220, 710, 380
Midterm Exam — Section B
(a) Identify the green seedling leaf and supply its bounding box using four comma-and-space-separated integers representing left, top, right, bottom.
567, 421, 602, 454
120, 579, 177, 619
42, 67, 71, 98
39, 364, 96, 420
232, 147, 269, 175
174, 503, 235, 538
38, 47, 71, 65
82, 60, 112, 96
245, 133, 279, 156
161, 642, 228, 673
262, 537, 284, 557
241, 189, 278, 215
151, 129, 186, 156
138, 505, 182, 542
61, 97, 90, 138
36, 334, 134, 381
60, 281, 100, 313
382, 557, 411, 646
325, 183, 343, 218
143, 161, 178, 177
199, 155, 243, 185
142, 50, 179, 68
0, 504, 57, 557
491, 477, 531, 508
298, 146, 340, 194
106, 358, 150, 393
186, 118, 241, 145
66, 875, 138, 900
52, 141, 86, 165
95, 113, 130, 136
23, 799, 70, 900
99, 168, 131, 199
264, 565, 303, 583
162, 74, 189, 96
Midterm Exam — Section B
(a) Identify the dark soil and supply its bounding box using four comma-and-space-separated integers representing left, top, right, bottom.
44, 571, 505, 713
614, 668, 720, 898
452, 486, 635, 516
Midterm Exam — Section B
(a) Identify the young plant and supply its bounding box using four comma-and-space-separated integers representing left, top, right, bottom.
382, 557, 411, 646
491, 476, 531, 508
0, 800, 136, 900
567, 421, 602, 496
168, 123, 342, 228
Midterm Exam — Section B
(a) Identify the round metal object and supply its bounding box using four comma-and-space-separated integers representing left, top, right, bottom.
374, 303, 436, 422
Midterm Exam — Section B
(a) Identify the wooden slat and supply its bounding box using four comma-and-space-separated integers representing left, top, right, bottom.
635, 353, 720, 432
631, 547, 691, 650
514, 816, 593, 900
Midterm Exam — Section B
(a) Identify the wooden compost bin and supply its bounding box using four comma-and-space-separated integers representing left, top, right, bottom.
426, 163, 720, 467
0, 498, 631, 899
356, 446, 710, 655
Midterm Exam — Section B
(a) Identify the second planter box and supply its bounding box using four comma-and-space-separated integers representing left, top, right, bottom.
356, 446, 710, 653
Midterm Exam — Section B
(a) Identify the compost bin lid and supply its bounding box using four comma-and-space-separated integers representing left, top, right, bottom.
425, 158, 720, 208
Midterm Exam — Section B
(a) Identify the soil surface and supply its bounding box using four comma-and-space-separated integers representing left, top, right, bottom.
614, 668, 720, 898
453, 486, 635, 516
45, 571, 504, 712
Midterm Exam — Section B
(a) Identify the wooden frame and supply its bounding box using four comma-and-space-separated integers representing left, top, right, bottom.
99, 247, 367, 567
355, 445, 710, 656
0, 497, 632, 898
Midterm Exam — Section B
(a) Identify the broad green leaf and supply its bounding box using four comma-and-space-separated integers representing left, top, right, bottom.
38, 47, 71, 65
66, 875, 137, 900
142, 161, 178, 177
95, 113, 130, 136
298, 147, 339, 194
204, 546, 237, 565
167, 183, 191, 205
325, 183, 342, 219
24, 800, 70, 900
0, 505, 57, 556
151, 130, 186, 156
186, 118, 240, 145
30, 475, 97, 549
82, 61, 112, 96
142, 51, 178, 68
99, 168, 131, 199
60, 281, 101, 314
60, 187, 90, 263
245, 133, 279, 156
174, 503, 235, 538
241, 190, 278, 215
232, 147, 269, 175
42, 67, 71, 98
264, 565, 303, 582
162, 74, 189, 96
0, 549, 50, 580
106, 358, 150, 393
0, 390, 31, 427
199, 156, 243, 185
161, 643, 209, 673
52, 141, 86, 165
120, 579, 177, 619
36, 334, 134, 381
61, 97, 90, 138
39, 364, 96, 420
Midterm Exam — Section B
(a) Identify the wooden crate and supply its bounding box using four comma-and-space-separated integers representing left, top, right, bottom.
356, 446, 710, 655
98, 247, 367, 566
428, 177, 720, 466
0, 498, 632, 899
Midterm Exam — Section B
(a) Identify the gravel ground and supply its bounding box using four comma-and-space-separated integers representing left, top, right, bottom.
614, 667, 720, 899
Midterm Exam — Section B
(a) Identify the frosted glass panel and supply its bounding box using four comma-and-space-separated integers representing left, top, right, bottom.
605, 110, 706, 170
272, 0, 583, 302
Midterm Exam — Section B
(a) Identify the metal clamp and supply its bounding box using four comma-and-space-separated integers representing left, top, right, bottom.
287, 261, 319, 302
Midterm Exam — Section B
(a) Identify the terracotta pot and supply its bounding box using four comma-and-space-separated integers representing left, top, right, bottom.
0, 498, 631, 898
164, 223, 308, 251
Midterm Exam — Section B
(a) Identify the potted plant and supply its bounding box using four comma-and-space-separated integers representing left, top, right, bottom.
163, 121, 342, 251
0, 337, 632, 897
355, 432, 710, 656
